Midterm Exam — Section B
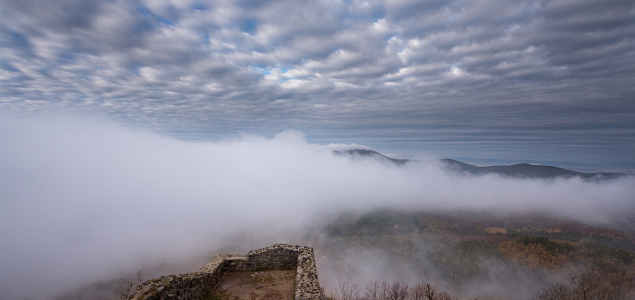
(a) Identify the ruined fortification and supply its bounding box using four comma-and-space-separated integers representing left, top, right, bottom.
129, 244, 323, 300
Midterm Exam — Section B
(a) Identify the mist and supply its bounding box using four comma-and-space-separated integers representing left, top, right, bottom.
315, 236, 553, 300
1, 113, 634, 300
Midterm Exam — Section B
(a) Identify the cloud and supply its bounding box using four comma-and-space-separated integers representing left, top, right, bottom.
0, 113, 634, 299
316, 237, 553, 300
0, 0, 633, 167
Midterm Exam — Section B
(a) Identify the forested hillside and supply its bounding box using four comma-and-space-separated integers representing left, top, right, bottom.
316, 210, 635, 300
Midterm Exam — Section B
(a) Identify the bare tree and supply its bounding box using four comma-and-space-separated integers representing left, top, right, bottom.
535, 282, 573, 300
572, 272, 600, 300
379, 281, 390, 300
411, 283, 425, 300
332, 280, 457, 300
364, 281, 381, 300
136, 271, 143, 285
338, 280, 362, 300
387, 281, 409, 300
411, 282, 456, 300
436, 291, 455, 300
535, 272, 619, 300
114, 271, 142, 300
423, 282, 436, 300
114, 279, 135, 300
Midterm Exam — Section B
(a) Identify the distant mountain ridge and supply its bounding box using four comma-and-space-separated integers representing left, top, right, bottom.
333, 149, 410, 165
440, 159, 623, 180
335, 149, 624, 180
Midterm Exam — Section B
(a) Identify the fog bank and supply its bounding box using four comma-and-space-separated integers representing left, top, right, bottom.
1, 114, 633, 299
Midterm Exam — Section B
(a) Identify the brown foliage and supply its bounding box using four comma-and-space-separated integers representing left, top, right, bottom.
498, 240, 570, 270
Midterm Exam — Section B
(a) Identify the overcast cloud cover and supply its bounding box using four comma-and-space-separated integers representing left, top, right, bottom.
0, 0, 634, 168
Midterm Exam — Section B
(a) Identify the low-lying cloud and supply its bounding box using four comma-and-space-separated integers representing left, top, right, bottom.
1, 113, 634, 299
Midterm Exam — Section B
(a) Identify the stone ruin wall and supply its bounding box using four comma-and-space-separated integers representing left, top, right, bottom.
128, 244, 324, 300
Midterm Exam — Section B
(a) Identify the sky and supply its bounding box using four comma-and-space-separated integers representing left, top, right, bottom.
0, 0, 634, 170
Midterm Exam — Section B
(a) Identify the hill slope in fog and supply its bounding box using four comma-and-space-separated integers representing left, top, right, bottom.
318, 210, 635, 300
440, 159, 624, 180
335, 149, 624, 180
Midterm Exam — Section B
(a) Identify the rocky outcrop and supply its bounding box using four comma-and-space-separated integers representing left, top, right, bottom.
129, 244, 323, 300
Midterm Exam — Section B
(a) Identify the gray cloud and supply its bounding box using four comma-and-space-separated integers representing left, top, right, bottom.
0, 0, 634, 167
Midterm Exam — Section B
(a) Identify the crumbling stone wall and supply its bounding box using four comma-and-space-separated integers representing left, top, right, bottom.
129, 244, 323, 300
222, 244, 300, 271
295, 247, 323, 300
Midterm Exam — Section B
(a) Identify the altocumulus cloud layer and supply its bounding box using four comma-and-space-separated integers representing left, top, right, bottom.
0, 114, 634, 299
0, 0, 634, 166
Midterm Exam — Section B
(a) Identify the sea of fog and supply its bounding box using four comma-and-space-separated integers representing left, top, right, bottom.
1, 113, 634, 299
